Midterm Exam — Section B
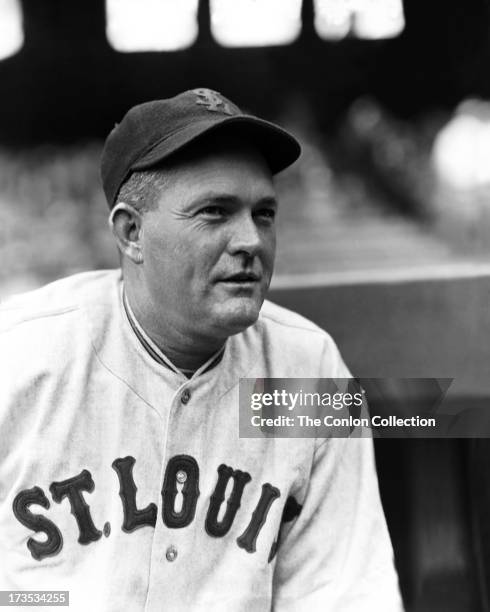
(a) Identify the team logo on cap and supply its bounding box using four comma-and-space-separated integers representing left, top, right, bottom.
194, 88, 234, 115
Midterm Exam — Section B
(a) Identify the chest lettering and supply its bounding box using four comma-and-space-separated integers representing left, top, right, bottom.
12, 454, 282, 561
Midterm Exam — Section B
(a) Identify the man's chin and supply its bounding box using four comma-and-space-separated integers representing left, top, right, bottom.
212, 300, 262, 337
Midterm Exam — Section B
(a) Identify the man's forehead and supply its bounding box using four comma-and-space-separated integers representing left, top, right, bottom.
148, 138, 275, 197
150, 142, 276, 207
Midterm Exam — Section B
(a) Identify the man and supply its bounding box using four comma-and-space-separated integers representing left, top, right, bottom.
0, 88, 402, 611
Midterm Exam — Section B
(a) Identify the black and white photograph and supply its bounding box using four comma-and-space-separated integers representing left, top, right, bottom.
1, 1, 489, 610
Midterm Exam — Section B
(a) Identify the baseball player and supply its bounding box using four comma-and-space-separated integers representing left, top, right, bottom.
0, 89, 403, 611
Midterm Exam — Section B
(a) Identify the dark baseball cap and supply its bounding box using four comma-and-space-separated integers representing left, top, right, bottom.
100, 88, 301, 208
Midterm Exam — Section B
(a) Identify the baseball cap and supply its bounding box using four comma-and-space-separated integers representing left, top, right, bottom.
100, 88, 301, 208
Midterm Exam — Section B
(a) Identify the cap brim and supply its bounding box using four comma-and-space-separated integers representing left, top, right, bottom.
131, 115, 301, 175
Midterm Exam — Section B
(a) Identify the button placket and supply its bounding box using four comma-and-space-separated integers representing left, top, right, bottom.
155, 385, 196, 573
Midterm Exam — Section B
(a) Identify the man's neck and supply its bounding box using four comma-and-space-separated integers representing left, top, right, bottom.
123, 288, 225, 373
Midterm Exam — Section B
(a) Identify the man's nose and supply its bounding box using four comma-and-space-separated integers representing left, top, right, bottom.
227, 212, 263, 257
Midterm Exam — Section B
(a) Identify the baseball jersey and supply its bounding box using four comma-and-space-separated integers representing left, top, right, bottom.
0, 270, 402, 611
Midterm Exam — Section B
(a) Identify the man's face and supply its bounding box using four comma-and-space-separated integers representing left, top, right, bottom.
139, 143, 277, 341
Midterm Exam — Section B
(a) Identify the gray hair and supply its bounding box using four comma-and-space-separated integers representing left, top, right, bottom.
116, 168, 169, 213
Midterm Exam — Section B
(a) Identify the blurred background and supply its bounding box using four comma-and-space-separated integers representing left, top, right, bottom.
2, 1, 490, 610
3, 0, 490, 294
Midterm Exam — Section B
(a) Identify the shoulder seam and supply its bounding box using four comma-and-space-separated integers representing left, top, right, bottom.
0, 306, 79, 334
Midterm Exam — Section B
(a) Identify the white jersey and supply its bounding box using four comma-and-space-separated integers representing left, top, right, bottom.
0, 270, 402, 611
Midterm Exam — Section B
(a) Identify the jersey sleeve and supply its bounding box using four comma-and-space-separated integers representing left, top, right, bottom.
271, 436, 403, 611
271, 334, 404, 611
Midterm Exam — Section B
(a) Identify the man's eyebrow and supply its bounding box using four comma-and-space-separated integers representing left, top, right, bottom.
188, 193, 278, 207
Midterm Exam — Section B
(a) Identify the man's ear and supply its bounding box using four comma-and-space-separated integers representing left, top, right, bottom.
108, 202, 144, 264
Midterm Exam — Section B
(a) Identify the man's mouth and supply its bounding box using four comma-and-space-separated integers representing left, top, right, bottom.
220, 272, 261, 283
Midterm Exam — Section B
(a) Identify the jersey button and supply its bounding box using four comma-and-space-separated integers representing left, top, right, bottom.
166, 545, 178, 562
176, 470, 187, 484
180, 389, 191, 404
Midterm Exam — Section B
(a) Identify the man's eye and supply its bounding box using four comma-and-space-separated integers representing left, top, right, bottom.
255, 208, 276, 220
199, 206, 226, 217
